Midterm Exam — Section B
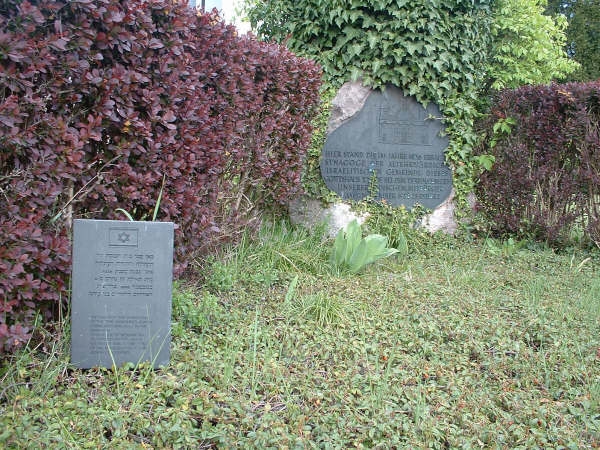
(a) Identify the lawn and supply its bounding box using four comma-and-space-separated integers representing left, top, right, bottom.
1, 222, 599, 449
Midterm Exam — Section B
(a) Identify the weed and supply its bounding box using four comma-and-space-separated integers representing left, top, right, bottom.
172, 284, 222, 333
396, 230, 409, 257
206, 260, 237, 292
284, 275, 299, 306
115, 174, 166, 222
285, 292, 349, 328
202, 220, 330, 291
484, 236, 526, 257
250, 308, 260, 398
357, 197, 429, 250
330, 219, 399, 274
581, 278, 600, 321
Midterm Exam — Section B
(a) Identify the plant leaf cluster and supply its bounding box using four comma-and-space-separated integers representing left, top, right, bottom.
488, 0, 578, 90
248, 0, 491, 102
475, 80, 600, 247
330, 219, 399, 274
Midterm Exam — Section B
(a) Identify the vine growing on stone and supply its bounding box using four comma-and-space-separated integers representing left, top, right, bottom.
246, 0, 495, 213
245, 0, 576, 220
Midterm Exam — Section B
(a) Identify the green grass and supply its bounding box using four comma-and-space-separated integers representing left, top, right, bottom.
1, 224, 600, 448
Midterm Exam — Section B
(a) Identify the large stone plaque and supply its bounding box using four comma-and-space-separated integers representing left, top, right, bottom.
321, 85, 453, 209
71, 219, 174, 369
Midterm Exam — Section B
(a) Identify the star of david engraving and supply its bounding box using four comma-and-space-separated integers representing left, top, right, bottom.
117, 232, 131, 243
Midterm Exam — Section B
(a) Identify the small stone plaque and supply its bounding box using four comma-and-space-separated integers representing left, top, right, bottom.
321, 85, 453, 209
71, 219, 174, 369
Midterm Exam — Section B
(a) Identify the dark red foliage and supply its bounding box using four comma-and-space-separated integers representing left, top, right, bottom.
476, 81, 600, 245
0, 0, 321, 353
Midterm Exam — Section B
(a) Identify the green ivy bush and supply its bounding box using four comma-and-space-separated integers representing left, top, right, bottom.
247, 0, 495, 210
0, 0, 321, 353
246, 0, 576, 222
475, 81, 600, 246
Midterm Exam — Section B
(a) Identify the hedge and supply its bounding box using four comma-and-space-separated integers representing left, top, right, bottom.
0, 0, 321, 353
475, 81, 600, 246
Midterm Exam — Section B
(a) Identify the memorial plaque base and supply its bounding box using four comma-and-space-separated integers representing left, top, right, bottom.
71, 219, 174, 369
321, 84, 453, 210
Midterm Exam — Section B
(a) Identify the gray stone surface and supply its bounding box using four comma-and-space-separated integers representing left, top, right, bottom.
421, 189, 458, 234
327, 81, 372, 134
71, 219, 173, 369
321, 84, 452, 210
288, 197, 368, 237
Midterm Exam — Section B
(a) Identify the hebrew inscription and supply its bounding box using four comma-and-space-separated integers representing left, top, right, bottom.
89, 251, 155, 298
321, 85, 453, 210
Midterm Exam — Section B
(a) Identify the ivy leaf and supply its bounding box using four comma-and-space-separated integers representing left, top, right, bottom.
405, 41, 423, 55
475, 154, 495, 171
432, 59, 446, 72
372, 59, 383, 75
367, 32, 379, 50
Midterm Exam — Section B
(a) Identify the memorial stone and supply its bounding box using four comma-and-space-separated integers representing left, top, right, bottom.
321, 85, 453, 210
71, 219, 174, 369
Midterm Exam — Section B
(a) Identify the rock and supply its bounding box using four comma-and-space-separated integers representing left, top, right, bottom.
327, 81, 372, 134
288, 197, 368, 237
291, 81, 465, 236
421, 189, 457, 234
